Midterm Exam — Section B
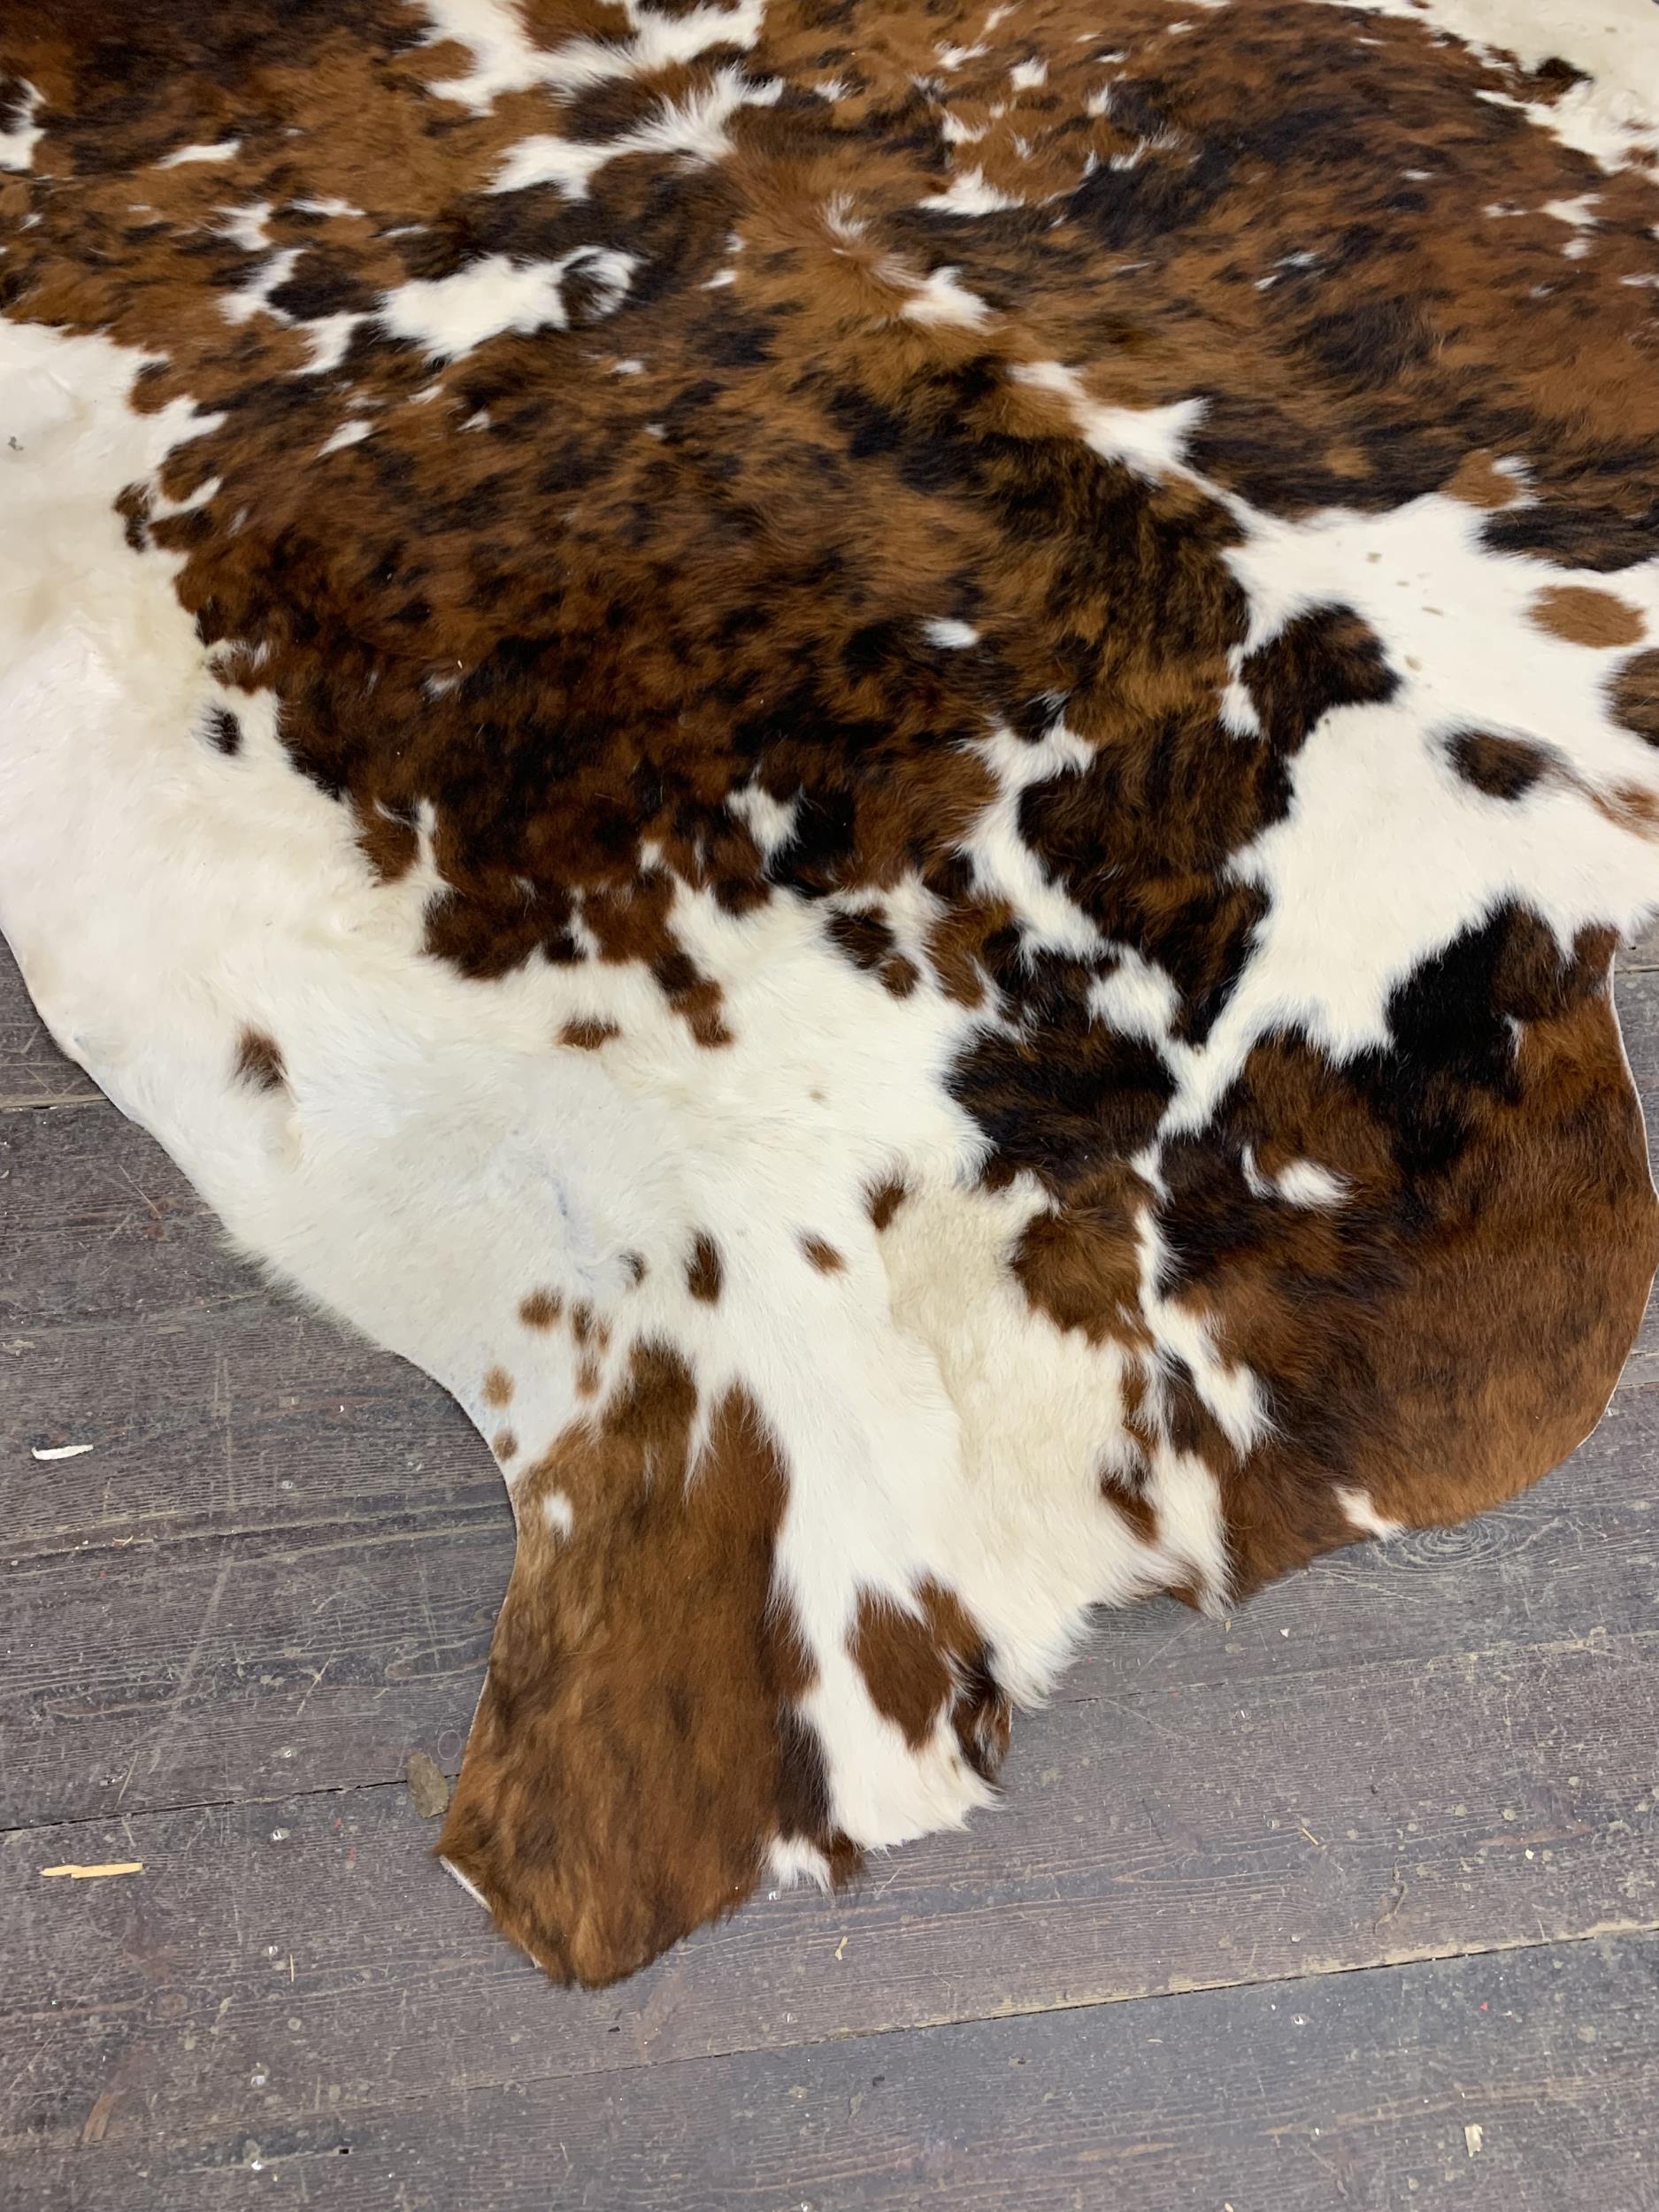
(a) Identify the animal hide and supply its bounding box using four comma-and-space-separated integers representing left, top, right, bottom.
2, 0, 1657, 1986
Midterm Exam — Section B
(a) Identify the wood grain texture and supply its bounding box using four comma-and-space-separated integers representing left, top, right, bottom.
3, 1613, 1655, 2148
4, 1932, 1655, 2210
0, 947, 100, 1106
1622, 918, 1659, 975
0, 1304, 491, 1551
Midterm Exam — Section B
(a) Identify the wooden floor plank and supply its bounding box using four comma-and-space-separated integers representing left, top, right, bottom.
0, 949, 99, 1106
1, 1299, 489, 1553
1622, 918, 1659, 975
3, 1618, 1654, 2151
3, 1101, 271, 1333
5, 1933, 1655, 2211
0, 1522, 502, 1827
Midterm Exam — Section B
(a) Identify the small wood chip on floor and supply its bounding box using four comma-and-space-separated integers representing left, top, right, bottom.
40, 1862, 142, 1879
405, 1750, 450, 1818
81, 2091, 119, 2145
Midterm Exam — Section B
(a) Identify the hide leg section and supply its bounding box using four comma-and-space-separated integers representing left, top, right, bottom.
439, 1348, 856, 1986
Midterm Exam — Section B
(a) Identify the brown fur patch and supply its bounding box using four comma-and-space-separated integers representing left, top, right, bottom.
1609, 652, 1659, 747
800, 1234, 845, 1273
493, 1428, 518, 1462
1530, 588, 1647, 650
1441, 451, 1522, 510
1152, 913, 1658, 1594
866, 1179, 910, 1233
824, 910, 921, 999
203, 706, 242, 756
1594, 783, 1659, 838
560, 1018, 620, 1050
850, 1594, 952, 1748
849, 1580, 1010, 1782
1447, 730, 1551, 803
482, 1366, 514, 1409
518, 1289, 563, 1331
686, 1233, 724, 1303
1013, 1170, 1150, 1346
1102, 1477, 1159, 1546
233, 1027, 286, 1094
355, 803, 419, 886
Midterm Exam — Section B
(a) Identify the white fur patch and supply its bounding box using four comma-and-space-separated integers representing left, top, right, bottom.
1273, 1158, 1349, 1209
963, 723, 1102, 958
377, 249, 636, 357
316, 418, 373, 457
1337, 1486, 1403, 1540
728, 780, 799, 856
918, 168, 1025, 215
156, 139, 242, 168
220, 248, 302, 327
217, 201, 274, 253
924, 618, 980, 649
765, 1836, 835, 1890
902, 265, 993, 328
0, 78, 41, 173
1011, 358, 1207, 481
417, 0, 768, 112
440, 1856, 491, 1909
493, 68, 782, 198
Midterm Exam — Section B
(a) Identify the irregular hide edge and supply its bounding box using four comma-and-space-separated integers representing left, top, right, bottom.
1, 0, 1658, 1984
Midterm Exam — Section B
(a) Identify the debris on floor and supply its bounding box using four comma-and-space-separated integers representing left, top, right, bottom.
405, 1749, 450, 1818
81, 2090, 119, 2145
41, 1861, 142, 1879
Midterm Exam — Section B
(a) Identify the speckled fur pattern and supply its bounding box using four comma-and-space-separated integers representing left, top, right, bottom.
2, 0, 1657, 1984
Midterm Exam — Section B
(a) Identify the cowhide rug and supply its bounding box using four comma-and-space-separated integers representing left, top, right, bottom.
3, 0, 1658, 1988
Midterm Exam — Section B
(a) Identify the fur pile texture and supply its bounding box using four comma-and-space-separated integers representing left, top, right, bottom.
2, 0, 1656, 1984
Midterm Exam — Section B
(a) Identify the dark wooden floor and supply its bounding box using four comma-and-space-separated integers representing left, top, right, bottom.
3, 938, 1658, 2212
